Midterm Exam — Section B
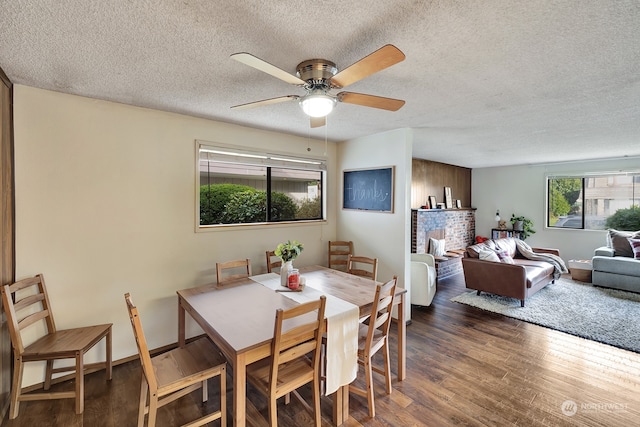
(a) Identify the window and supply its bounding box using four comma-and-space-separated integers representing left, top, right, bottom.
197, 142, 325, 227
547, 172, 640, 230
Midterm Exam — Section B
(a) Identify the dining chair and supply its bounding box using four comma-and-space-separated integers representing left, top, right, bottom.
216, 258, 252, 285
350, 276, 397, 418
124, 293, 227, 427
1, 274, 112, 419
265, 250, 282, 273
328, 240, 353, 271
247, 296, 327, 427
347, 254, 379, 281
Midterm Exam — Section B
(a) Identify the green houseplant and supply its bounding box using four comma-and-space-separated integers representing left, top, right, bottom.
511, 214, 536, 240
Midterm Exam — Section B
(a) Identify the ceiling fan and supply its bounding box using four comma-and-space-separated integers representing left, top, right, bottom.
230, 44, 406, 128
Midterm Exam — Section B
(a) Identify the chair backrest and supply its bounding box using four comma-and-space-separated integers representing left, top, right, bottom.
216, 258, 252, 285
1, 274, 57, 355
328, 241, 353, 270
269, 296, 327, 395
347, 254, 379, 281
364, 277, 397, 354
124, 293, 158, 392
265, 250, 282, 273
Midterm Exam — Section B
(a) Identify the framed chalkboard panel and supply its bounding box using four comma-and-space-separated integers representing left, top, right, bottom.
343, 166, 394, 212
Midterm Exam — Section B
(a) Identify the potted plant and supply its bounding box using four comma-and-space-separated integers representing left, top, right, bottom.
511, 214, 536, 239
275, 240, 304, 286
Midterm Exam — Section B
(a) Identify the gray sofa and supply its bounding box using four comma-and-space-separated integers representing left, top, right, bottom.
592, 229, 640, 292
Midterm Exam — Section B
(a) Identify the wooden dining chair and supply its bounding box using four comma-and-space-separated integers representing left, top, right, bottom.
216, 258, 252, 285
265, 250, 282, 273
247, 296, 327, 427
1, 274, 112, 419
350, 276, 397, 418
328, 240, 353, 271
347, 254, 379, 281
124, 293, 227, 427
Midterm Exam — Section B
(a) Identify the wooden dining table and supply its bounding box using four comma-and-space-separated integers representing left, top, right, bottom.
176, 265, 407, 427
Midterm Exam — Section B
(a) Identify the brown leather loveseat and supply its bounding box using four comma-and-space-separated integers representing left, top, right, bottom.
462, 238, 561, 307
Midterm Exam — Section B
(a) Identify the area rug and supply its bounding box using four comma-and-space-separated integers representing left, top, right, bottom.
451, 277, 640, 353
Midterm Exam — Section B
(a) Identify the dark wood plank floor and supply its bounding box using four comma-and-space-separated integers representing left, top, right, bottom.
4, 273, 640, 426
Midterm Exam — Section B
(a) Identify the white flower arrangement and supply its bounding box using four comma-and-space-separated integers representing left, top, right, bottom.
275, 240, 304, 262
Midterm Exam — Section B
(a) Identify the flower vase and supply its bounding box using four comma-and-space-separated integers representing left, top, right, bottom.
280, 260, 293, 287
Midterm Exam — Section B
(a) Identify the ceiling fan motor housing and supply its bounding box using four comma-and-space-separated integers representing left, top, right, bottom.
296, 59, 337, 90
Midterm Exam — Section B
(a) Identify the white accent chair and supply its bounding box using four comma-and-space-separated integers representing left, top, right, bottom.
411, 253, 437, 306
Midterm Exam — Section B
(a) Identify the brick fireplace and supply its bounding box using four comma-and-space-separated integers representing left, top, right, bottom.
411, 208, 476, 279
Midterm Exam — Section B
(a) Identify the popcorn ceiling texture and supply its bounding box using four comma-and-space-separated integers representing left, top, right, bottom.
1, 0, 640, 168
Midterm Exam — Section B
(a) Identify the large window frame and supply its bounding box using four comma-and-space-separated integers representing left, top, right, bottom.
196, 141, 327, 230
546, 171, 640, 230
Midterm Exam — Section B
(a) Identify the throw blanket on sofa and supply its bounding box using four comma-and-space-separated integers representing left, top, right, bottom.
515, 240, 569, 279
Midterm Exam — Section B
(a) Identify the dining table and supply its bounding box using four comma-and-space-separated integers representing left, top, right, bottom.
176, 264, 407, 427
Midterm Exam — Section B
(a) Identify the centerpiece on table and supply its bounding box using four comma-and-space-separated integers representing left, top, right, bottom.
275, 240, 304, 287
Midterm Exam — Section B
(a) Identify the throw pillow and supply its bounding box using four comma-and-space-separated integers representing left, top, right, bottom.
608, 229, 640, 258
495, 250, 515, 264
428, 238, 446, 257
478, 249, 500, 262
628, 238, 640, 260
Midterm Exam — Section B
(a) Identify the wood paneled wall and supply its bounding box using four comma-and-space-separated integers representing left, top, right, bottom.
411, 159, 471, 209
0, 66, 14, 419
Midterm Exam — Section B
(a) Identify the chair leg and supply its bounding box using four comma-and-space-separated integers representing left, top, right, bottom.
382, 342, 392, 395
220, 365, 227, 427
313, 378, 322, 427
106, 327, 113, 381
44, 360, 54, 390
9, 354, 23, 419
268, 395, 278, 427
138, 377, 148, 427
147, 391, 159, 427
201, 379, 208, 402
75, 352, 84, 414
364, 355, 375, 418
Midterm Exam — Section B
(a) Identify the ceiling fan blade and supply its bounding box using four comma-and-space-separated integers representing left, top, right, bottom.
231, 53, 306, 85
337, 92, 405, 111
331, 44, 405, 88
231, 95, 299, 110
310, 116, 326, 128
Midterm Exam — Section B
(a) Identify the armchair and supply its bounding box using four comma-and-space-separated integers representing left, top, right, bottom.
410, 253, 437, 306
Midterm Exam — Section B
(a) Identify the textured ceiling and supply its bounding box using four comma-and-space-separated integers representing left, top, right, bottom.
2, 0, 640, 168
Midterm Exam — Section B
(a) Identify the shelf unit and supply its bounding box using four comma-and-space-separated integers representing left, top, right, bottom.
491, 229, 523, 239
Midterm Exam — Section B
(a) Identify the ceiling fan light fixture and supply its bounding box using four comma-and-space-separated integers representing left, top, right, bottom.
300, 94, 336, 118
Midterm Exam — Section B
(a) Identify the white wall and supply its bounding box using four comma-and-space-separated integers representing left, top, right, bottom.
336, 128, 413, 320
472, 158, 640, 261
13, 85, 337, 386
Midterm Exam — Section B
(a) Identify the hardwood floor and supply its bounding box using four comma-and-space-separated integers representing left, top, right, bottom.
3, 273, 640, 426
